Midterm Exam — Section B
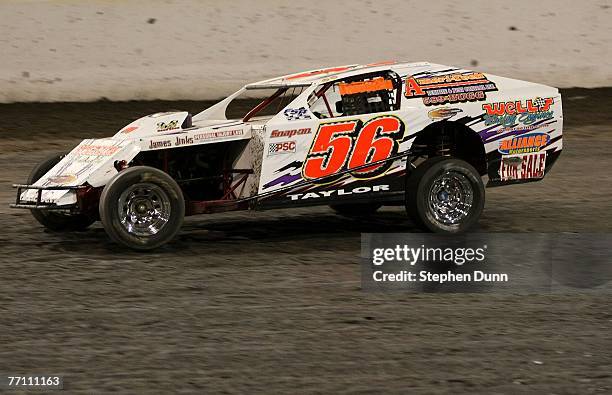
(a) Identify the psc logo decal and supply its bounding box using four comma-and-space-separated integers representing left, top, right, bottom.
302, 115, 405, 182
269, 140, 296, 155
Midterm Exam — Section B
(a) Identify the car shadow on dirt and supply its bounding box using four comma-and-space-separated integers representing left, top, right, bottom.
35, 208, 420, 256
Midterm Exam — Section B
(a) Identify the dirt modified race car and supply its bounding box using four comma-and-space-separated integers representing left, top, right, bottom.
11, 61, 563, 250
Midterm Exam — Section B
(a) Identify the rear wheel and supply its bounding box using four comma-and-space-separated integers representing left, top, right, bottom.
406, 157, 484, 233
27, 152, 96, 231
329, 203, 382, 216
99, 166, 184, 250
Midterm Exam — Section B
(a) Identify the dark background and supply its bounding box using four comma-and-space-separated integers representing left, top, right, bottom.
1, 88, 611, 393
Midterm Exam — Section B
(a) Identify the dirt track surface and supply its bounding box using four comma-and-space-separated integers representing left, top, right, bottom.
1, 88, 612, 393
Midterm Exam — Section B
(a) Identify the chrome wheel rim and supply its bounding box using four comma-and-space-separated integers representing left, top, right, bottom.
427, 170, 473, 226
118, 182, 171, 237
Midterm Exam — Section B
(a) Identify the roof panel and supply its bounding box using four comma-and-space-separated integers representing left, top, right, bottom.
245, 61, 430, 89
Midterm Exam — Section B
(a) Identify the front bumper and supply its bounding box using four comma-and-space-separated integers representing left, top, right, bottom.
10, 184, 85, 210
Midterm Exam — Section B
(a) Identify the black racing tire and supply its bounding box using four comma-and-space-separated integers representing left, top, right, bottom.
27, 152, 96, 231
329, 203, 382, 216
99, 166, 184, 250
406, 157, 484, 233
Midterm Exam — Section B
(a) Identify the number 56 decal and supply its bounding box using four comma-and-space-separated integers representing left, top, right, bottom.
302, 115, 405, 182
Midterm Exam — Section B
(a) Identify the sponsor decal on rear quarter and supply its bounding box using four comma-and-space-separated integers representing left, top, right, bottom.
405, 72, 497, 106
499, 152, 546, 181
498, 132, 550, 155
483, 97, 555, 128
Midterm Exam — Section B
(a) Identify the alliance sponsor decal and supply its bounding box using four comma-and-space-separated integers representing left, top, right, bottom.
287, 184, 390, 201
482, 97, 554, 128
498, 132, 550, 155
268, 140, 296, 156
270, 127, 312, 138
156, 120, 180, 132
405, 72, 497, 106
428, 107, 462, 120
498, 152, 546, 181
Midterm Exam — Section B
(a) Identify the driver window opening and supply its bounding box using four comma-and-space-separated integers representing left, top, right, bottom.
224, 86, 306, 122
308, 71, 402, 118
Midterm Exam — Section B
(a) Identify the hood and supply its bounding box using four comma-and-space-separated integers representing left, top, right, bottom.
113, 111, 192, 139
22, 113, 253, 206
22, 138, 140, 205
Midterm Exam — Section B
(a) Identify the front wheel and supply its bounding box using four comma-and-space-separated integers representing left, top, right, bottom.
406, 157, 484, 233
99, 166, 185, 250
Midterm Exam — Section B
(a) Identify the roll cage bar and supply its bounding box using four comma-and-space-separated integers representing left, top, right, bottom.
242, 69, 402, 122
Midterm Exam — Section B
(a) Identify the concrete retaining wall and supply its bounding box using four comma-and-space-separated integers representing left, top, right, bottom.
1, 0, 610, 102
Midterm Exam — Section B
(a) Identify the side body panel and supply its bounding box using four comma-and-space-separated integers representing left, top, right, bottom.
256, 87, 416, 208
254, 64, 563, 209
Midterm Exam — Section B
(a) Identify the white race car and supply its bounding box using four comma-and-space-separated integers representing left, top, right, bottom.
12, 61, 563, 249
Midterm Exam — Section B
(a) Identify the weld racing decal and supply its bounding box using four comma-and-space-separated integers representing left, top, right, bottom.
482, 97, 554, 128
404, 72, 497, 106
